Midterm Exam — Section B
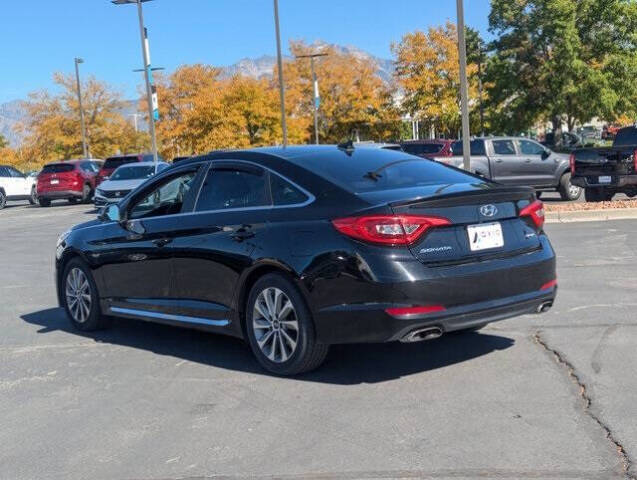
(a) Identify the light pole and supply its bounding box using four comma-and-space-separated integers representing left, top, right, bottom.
295, 52, 328, 144
74, 58, 89, 158
273, 0, 288, 147
112, 0, 159, 166
456, 0, 471, 171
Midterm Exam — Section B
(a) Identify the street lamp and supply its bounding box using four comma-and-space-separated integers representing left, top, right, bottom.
74, 58, 89, 158
456, 0, 471, 171
112, 0, 159, 166
295, 52, 328, 144
273, 0, 288, 147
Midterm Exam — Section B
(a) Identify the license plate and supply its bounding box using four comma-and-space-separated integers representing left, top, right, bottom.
50, 179, 59, 185
598, 176, 612, 184
467, 222, 504, 252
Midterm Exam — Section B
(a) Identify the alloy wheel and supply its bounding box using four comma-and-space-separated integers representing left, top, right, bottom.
252, 287, 299, 363
65, 267, 92, 323
568, 183, 581, 198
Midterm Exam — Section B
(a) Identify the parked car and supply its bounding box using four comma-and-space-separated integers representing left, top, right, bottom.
401, 139, 454, 160
602, 124, 622, 141
446, 137, 581, 201
94, 161, 169, 207
577, 125, 602, 141
96, 153, 162, 186
571, 126, 637, 202
541, 131, 583, 152
0, 165, 37, 210
56, 145, 557, 375
36, 159, 101, 207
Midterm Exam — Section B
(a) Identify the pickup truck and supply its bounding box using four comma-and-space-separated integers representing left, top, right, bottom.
571, 126, 637, 202
442, 136, 581, 201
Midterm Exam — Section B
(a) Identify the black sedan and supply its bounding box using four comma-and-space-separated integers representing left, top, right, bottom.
55, 146, 557, 375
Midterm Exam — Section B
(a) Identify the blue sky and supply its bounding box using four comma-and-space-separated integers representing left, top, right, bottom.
0, 0, 492, 103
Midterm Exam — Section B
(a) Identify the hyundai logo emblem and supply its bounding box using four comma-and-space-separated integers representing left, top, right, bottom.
480, 204, 498, 217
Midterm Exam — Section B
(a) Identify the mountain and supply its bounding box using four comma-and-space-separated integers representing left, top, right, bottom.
0, 44, 394, 147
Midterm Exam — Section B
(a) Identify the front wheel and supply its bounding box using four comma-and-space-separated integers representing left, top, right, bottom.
29, 186, 37, 205
0, 190, 6, 210
558, 173, 582, 201
62, 258, 109, 331
81, 184, 92, 204
245, 273, 329, 375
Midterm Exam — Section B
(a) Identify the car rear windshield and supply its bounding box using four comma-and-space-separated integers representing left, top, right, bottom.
41, 164, 74, 174
613, 127, 637, 147
104, 156, 139, 170
402, 143, 443, 155
306, 154, 479, 193
110, 165, 156, 181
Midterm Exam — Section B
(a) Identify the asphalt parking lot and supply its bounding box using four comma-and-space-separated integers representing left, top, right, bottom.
1, 202, 636, 480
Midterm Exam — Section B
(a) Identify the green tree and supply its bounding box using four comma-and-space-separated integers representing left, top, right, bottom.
487, 0, 637, 134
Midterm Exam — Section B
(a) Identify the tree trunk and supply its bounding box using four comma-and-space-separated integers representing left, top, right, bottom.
552, 115, 563, 147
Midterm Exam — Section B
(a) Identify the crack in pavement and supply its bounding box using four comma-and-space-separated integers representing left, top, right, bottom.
533, 331, 635, 480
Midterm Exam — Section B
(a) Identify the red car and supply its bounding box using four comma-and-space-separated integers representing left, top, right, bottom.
96, 153, 159, 186
36, 159, 101, 207
401, 139, 454, 162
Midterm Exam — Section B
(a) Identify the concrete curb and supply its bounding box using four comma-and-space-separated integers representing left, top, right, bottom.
545, 207, 637, 223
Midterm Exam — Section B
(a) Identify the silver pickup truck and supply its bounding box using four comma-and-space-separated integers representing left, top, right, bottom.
442, 137, 581, 201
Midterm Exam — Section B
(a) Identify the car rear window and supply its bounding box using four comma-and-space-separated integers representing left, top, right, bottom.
301, 152, 479, 194
104, 156, 139, 170
41, 164, 74, 174
613, 127, 637, 147
402, 143, 443, 155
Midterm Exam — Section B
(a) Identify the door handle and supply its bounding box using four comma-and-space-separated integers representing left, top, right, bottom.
152, 237, 172, 247
524, 159, 531, 163
231, 225, 255, 242
495, 159, 503, 163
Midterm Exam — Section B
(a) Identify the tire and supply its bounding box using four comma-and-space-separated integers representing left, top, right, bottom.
558, 173, 582, 201
61, 258, 109, 331
245, 273, 329, 375
81, 184, 92, 204
38, 198, 51, 207
0, 190, 6, 210
29, 186, 37, 205
68, 197, 78, 204
584, 187, 606, 202
535, 191, 543, 199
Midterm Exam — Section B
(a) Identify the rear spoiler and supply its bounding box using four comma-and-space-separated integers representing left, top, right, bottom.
390, 185, 534, 209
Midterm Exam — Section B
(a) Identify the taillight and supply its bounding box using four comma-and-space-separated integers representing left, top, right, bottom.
540, 279, 557, 291
385, 305, 446, 317
633, 149, 637, 173
569, 153, 575, 175
520, 200, 545, 229
331, 215, 451, 246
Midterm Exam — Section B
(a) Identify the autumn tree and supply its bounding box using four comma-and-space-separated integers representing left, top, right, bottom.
487, 0, 637, 134
392, 22, 481, 138
20, 73, 144, 165
282, 41, 400, 143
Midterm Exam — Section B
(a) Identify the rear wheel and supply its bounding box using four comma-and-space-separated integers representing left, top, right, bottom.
62, 258, 109, 331
0, 190, 6, 210
558, 173, 582, 201
29, 186, 37, 205
81, 183, 92, 204
245, 273, 329, 375
38, 198, 51, 207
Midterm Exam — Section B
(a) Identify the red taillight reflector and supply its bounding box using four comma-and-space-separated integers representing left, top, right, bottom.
569, 153, 575, 176
385, 305, 446, 317
520, 200, 545, 229
540, 279, 557, 291
331, 215, 451, 246
633, 149, 637, 172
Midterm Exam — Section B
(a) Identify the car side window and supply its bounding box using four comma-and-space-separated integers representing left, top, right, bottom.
0, 167, 8, 177
195, 166, 269, 212
519, 140, 545, 155
129, 170, 198, 219
270, 173, 309, 206
7, 167, 24, 178
492, 140, 516, 155
451, 140, 485, 156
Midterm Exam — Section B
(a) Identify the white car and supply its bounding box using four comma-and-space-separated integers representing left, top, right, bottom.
94, 161, 169, 207
0, 165, 37, 210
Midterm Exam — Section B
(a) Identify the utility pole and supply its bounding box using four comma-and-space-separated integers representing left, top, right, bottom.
456, 0, 471, 171
295, 52, 328, 144
273, 0, 288, 147
74, 58, 89, 158
112, 0, 159, 166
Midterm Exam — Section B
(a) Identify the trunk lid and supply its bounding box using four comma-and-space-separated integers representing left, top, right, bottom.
38, 164, 80, 192
360, 183, 540, 265
573, 147, 636, 177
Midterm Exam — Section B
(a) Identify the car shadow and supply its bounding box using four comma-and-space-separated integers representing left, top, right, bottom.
22, 308, 515, 385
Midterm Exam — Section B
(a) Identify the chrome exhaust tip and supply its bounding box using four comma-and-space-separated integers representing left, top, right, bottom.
400, 327, 443, 343
537, 301, 553, 313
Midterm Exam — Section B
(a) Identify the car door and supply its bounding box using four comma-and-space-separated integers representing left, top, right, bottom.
518, 139, 555, 187
95, 165, 204, 316
489, 139, 524, 184
170, 161, 270, 325
7, 167, 31, 196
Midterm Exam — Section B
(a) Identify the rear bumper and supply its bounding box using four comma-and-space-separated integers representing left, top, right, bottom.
37, 190, 82, 200
572, 174, 637, 188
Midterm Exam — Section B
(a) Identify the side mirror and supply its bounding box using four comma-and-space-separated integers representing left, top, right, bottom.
100, 204, 121, 222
